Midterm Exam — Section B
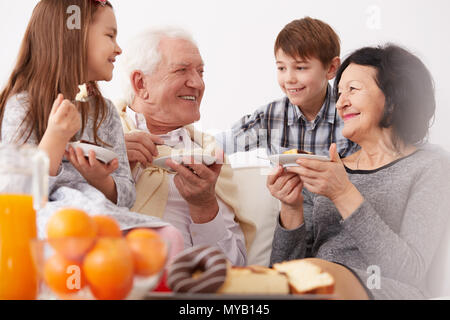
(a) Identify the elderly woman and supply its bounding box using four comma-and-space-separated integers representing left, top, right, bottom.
268, 44, 450, 299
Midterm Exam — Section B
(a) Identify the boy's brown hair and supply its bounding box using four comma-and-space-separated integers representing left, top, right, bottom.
275, 17, 340, 67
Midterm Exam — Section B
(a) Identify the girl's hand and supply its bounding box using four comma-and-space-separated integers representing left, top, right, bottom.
67, 147, 119, 183
47, 94, 81, 142
39, 94, 81, 176
287, 144, 352, 201
267, 165, 304, 209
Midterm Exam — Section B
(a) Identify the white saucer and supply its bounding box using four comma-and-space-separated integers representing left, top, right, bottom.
153, 154, 217, 173
67, 142, 118, 164
268, 153, 330, 167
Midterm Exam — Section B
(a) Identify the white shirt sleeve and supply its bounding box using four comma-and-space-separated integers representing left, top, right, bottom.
189, 198, 247, 266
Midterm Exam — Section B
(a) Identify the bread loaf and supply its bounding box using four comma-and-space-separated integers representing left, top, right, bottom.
273, 260, 334, 294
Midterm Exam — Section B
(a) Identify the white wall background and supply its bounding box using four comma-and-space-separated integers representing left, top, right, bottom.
1, 0, 449, 151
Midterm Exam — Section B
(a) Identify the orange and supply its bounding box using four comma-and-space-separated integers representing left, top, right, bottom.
47, 208, 97, 239
44, 253, 86, 296
83, 238, 134, 300
46, 208, 97, 260
126, 229, 167, 276
92, 215, 122, 238
126, 228, 160, 240
47, 237, 96, 263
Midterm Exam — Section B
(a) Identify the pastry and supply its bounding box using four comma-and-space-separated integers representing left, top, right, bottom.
167, 245, 228, 294
75, 84, 89, 102
283, 149, 314, 155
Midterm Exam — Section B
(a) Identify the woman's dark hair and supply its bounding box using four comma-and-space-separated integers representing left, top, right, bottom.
334, 44, 435, 148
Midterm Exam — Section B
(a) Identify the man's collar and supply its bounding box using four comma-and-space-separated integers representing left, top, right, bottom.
126, 106, 149, 132
125, 106, 196, 140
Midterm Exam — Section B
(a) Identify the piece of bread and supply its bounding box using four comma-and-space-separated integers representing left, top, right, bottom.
273, 260, 334, 294
217, 265, 289, 294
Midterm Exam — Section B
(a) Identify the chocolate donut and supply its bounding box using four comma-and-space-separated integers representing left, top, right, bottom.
167, 245, 228, 293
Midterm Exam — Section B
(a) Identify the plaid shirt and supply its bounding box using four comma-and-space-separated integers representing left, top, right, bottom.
217, 85, 358, 157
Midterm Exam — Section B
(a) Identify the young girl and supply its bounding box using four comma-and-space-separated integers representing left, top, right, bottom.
0, 0, 184, 257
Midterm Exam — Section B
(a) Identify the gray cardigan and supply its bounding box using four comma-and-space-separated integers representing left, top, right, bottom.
270, 146, 450, 299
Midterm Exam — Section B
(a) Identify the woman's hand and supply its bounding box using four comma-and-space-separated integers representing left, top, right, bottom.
287, 144, 352, 201
267, 165, 304, 209
66, 147, 119, 203
267, 165, 304, 229
287, 143, 363, 219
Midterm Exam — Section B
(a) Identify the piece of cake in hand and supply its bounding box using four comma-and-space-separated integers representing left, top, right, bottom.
75, 84, 89, 102
283, 149, 314, 155
217, 265, 289, 294
273, 260, 335, 294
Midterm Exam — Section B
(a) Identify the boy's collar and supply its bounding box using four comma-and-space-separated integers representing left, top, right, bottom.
288, 84, 336, 125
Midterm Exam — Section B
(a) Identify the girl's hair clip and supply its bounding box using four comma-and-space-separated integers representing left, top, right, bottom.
95, 0, 107, 6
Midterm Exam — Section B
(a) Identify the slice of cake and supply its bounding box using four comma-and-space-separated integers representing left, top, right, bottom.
216, 265, 289, 294
75, 84, 89, 102
283, 149, 314, 155
273, 260, 334, 294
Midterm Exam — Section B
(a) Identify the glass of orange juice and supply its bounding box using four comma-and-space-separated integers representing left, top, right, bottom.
0, 144, 48, 300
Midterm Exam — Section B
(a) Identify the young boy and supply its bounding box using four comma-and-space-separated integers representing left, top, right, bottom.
218, 17, 358, 157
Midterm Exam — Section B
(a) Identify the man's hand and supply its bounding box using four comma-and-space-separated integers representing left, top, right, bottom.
166, 152, 223, 224
125, 131, 164, 169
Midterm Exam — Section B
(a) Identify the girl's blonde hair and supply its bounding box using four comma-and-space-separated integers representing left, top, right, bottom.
0, 0, 113, 145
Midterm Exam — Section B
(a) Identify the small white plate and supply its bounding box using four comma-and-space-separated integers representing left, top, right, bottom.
268, 153, 330, 167
67, 142, 118, 164
153, 154, 217, 173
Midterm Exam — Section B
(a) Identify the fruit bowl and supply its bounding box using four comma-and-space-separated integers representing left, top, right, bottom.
31, 236, 169, 300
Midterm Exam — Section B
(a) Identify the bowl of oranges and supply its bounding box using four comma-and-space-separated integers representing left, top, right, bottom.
32, 208, 169, 300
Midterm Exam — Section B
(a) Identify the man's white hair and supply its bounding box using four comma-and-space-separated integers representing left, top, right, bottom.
120, 26, 197, 106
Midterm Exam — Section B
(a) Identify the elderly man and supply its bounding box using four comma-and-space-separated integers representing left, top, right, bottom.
117, 28, 254, 266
